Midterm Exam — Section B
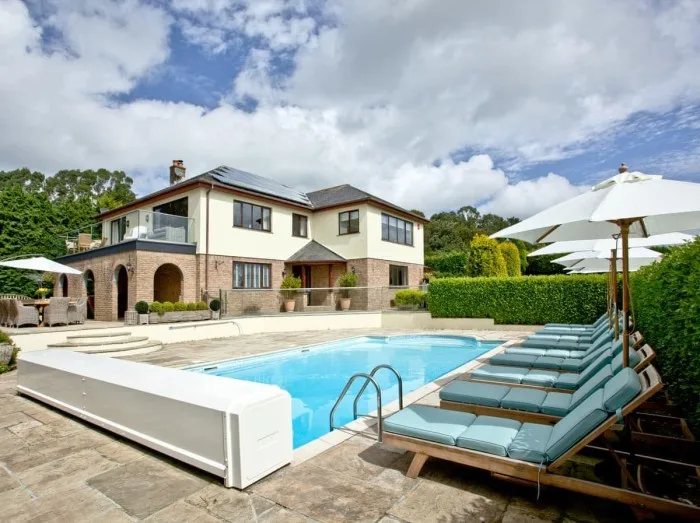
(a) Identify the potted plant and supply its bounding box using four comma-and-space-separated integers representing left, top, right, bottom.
0, 331, 17, 374
36, 287, 49, 299
338, 272, 357, 311
280, 275, 301, 312
135, 301, 149, 324
209, 298, 221, 319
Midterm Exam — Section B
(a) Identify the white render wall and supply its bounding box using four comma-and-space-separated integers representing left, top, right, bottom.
365, 206, 424, 265
310, 204, 369, 260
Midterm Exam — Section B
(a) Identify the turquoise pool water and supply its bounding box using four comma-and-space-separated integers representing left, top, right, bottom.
191, 335, 501, 448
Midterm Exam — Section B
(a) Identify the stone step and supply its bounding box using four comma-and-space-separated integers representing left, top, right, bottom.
48, 336, 150, 351
66, 331, 132, 344
91, 341, 163, 358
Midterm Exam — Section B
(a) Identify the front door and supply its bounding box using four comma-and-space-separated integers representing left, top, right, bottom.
292, 265, 312, 288
116, 266, 128, 319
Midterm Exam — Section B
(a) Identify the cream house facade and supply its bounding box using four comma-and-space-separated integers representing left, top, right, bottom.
56, 163, 426, 320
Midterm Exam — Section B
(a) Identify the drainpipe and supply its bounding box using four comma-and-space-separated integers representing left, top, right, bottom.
205, 184, 213, 297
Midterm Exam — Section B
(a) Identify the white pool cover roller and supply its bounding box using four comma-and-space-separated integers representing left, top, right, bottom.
17, 350, 292, 489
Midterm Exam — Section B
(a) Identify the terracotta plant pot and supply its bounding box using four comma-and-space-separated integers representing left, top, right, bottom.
340, 298, 351, 311
284, 300, 296, 312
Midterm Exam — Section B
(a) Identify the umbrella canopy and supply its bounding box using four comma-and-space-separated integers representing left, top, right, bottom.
527, 232, 694, 257
560, 257, 657, 272
0, 256, 82, 275
492, 165, 700, 367
553, 247, 661, 267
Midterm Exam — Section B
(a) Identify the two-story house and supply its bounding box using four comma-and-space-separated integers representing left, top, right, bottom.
55, 162, 426, 321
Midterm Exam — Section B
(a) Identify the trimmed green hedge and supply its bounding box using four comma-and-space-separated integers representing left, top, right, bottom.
467, 235, 506, 277
425, 251, 468, 277
428, 274, 607, 324
631, 238, 700, 430
499, 242, 521, 277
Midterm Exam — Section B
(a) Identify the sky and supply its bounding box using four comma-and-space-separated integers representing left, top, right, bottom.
1, 0, 699, 219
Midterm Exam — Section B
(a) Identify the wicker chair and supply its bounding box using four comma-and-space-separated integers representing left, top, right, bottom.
68, 298, 88, 324
43, 297, 70, 327
0, 300, 7, 327
10, 300, 40, 328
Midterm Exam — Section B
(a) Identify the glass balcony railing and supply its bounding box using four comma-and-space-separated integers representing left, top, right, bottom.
61, 210, 195, 254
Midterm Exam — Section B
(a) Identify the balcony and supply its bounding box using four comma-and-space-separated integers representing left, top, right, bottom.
60, 210, 195, 257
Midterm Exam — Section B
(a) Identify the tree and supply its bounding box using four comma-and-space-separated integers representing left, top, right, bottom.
525, 254, 567, 275
0, 185, 63, 296
0, 168, 46, 193
45, 169, 136, 210
410, 209, 425, 218
424, 211, 474, 254
467, 235, 507, 277
499, 242, 522, 277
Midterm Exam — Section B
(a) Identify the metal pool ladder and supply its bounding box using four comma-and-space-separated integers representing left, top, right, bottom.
329, 364, 404, 442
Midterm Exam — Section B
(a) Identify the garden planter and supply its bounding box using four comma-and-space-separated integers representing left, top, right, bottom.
148, 311, 211, 324
211, 310, 220, 320
340, 298, 351, 311
124, 310, 138, 326
138, 314, 149, 325
284, 300, 296, 312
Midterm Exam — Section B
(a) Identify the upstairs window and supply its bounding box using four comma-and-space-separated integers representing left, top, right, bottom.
292, 214, 308, 238
234, 200, 271, 232
339, 210, 360, 235
382, 213, 413, 246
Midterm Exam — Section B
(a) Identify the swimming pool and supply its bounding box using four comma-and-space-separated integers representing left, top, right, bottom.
190, 335, 501, 448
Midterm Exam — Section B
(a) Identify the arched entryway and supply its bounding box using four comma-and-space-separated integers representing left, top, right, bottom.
153, 263, 183, 303
59, 274, 68, 297
84, 270, 95, 320
115, 265, 128, 319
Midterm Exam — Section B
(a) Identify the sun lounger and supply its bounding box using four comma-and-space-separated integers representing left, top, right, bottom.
439, 357, 656, 425
543, 313, 608, 330
505, 331, 642, 359
466, 346, 652, 391
382, 367, 698, 519
522, 321, 618, 349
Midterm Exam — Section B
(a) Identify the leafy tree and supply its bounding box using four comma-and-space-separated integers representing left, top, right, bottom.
409, 209, 425, 217
0, 168, 46, 193
44, 169, 136, 209
525, 253, 566, 275
0, 185, 63, 295
424, 211, 474, 254
467, 235, 507, 277
425, 251, 468, 277
499, 242, 521, 277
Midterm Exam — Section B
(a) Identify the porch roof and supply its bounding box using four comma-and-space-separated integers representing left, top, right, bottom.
287, 241, 345, 263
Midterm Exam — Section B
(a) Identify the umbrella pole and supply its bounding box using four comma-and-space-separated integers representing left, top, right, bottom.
611, 249, 619, 340
607, 257, 613, 328
620, 222, 630, 368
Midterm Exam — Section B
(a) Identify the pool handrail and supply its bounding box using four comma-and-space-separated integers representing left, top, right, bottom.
352, 364, 403, 420
330, 373, 383, 441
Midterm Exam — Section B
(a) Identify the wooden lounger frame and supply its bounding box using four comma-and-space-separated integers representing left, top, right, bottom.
384, 367, 698, 519
462, 338, 650, 394
441, 350, 656, 425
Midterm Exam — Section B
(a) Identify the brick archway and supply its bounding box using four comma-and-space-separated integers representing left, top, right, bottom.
114, 265, 129, 319
153, 263, 183, 303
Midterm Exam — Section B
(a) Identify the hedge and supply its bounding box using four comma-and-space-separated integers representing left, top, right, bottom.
428, 274, 608, 324
631, 238, 700, 430
425, 251, 468, 277
498, 242, 521, 277
467, 235, 507, 277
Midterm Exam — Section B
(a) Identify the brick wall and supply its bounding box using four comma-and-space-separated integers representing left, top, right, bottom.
346, 258, 424, 309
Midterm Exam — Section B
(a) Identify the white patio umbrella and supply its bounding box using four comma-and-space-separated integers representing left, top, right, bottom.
527, 232, 694, 257
0, 256, 82, 275
558, 256, 657, 272
492, 165, 700, 366
552, 247, 661, 268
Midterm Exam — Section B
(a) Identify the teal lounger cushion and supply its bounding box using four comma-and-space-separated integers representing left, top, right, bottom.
603, 368, 642, 411
507, 422, 553, 462
532, 356, 566, 369
489, 353, 537, 367
521, 369, 559, 386
383, 405, 476, 445
539, 392, 573, 417
554, 351, 613, 390
505, 348, 547, 356
500, 388, 547, 412
568, 366, 614, 410
541, 349, 577, 358
544, 390, 608, 460
471, 365, 525, 384
456, 416, 522, 456
439, 381, 510, 407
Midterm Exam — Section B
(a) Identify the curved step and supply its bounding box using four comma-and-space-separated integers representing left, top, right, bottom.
80, 339, 162, 355
96, 341, 163, 358
48, 336, 150, 351
66, 332, 132, 344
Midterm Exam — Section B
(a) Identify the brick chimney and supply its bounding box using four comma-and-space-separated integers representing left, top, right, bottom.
169, 160, 186, 185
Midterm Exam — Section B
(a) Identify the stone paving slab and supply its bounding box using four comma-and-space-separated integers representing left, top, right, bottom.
0, 328, 637, 522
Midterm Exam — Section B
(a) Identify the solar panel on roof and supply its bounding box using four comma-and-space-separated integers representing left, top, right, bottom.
210, 166, 311, 206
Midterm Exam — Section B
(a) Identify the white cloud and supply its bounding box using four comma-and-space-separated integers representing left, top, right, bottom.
479, 173, 588, 218
0, 0, 698, 220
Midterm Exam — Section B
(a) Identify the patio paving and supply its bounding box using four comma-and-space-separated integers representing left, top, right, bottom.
0, 328, 637, 522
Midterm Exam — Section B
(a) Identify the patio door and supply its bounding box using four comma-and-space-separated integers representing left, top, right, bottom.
111, 217, 127, 245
